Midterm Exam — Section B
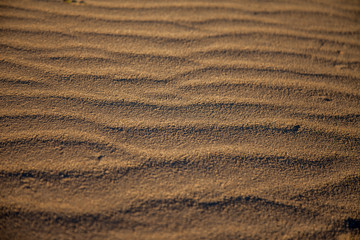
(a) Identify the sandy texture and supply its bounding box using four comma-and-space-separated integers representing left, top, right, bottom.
0, 0, 360, 239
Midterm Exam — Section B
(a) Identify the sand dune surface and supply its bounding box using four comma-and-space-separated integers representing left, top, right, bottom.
0, 0, 359, 239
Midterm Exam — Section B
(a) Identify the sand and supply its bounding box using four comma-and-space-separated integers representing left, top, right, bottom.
0, 0, 359, 239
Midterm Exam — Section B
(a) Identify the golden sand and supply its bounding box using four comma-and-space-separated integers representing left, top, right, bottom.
0, 0, 359, 239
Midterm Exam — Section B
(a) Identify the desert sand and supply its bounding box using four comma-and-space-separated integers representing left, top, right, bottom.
0, 0, 359, 239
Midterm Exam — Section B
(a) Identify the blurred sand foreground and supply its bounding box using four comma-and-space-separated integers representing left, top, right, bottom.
0, 0, 359, 239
